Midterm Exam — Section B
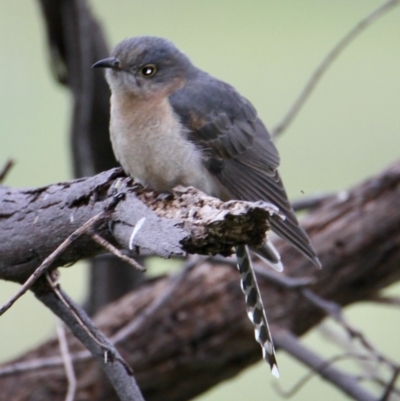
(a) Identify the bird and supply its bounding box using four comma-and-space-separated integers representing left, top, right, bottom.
93, 36, 321, 377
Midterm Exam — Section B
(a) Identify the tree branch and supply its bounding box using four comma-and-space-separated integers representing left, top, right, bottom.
37, 0, 142, 314
1, 160, 399, 400
0, 159, 14, 183
56, 321, 77, 401
33, 277, 145, 401
273, 330, 376, 401
0, 168, 276, 285
272, 0, 400, 138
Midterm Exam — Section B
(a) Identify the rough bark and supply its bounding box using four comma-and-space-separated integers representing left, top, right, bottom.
0, 168, 275, 284
38, 0, 143, 314
1, 160, 399, 401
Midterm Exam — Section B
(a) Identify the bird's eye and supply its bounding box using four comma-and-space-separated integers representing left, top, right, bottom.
140, 64, 157, 77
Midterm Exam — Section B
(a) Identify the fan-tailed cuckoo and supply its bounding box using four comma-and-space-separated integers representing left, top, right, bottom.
93, 36, 321, 377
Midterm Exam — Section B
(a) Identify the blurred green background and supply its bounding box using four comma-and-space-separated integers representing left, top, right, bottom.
1, 1, 399, 400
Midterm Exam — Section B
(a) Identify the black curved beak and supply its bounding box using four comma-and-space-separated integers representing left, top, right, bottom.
92, 57, 120, 70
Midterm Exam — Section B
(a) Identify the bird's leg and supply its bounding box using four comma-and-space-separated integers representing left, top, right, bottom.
235, 244, 279, 378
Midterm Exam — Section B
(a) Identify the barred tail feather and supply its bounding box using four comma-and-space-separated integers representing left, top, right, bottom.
235, 245, 279, 378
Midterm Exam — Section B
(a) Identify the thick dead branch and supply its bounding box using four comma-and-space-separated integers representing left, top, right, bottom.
0, 161, 399, 400
37, 0, 144, 314
0, 167, 275, 285
38, 0, 114, 176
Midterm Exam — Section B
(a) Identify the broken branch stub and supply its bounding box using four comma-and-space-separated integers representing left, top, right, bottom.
135, 185, 280, 256
0, 170, 278, 284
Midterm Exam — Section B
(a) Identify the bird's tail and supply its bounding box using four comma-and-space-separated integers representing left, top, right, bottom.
235, 245, 279, 378
253, 238, 284, 272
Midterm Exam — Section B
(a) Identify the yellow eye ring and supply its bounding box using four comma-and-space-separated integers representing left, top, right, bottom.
140, 64, 157, 77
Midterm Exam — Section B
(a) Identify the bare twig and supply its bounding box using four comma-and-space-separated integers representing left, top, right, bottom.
370, 295, 400, 307
380, 367, 400, 401
0, 257, 204, 380
0, 259, 202, 379
0, 352, 89, 377
301, 289, 397, 370
253, 265, 315, 289
0, 193, 126, 316
272, 0, 400, 137
317, 322, 383, 380
274, 329, 376, 401
111, 255, 204, 344
209, 254, 315, 289
0, 212, 103, 316
46, 272, 138, 377
0, 255, 208, 377
274, 351, 373, 398
1, 160, 400, 399
0, 159, 14, 182
56, 321, 77, 401
91, 233, 146, 272
33, 279, 145, 401
46, 273, 113, 353
359, 373, 393, 395
356, 374, 400, 397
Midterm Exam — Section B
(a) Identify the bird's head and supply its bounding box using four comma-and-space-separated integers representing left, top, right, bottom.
92, 36, 195, 99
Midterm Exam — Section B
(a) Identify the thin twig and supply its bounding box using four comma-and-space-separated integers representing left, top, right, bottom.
0, 193, 126, 316
0, 257, 205, 378
353, 371, 400, 399
56, 320, 77, 401
380, 367, 400, 401
274, 351, 373, 398
46, 273, 113, 353
0, 159, 14, 182
359, 374, 400, 399
370, 295, 400, 307
34, 279, 144, 401
317, 322, 382, 379
367, 376, 400, 398
301, 289, 397, 370
91, 233, 146, 272
272, 0, 400, 137
111, 255, 204, 344
0, 212, 103, 316
274, 329, 376, 401
0, 352, 90, 377
254, 265, 314, 289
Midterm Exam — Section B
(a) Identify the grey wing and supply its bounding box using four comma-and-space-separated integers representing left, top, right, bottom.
170, 73, 320, 267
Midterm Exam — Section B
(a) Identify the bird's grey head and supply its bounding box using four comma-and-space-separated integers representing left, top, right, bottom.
92, 36, 196, 99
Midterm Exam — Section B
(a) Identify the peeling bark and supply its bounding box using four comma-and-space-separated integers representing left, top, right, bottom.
0, 168, 275, 284
1, 160, 399, 401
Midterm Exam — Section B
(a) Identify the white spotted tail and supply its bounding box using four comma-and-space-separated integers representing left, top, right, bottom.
235, 245, 279, 378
